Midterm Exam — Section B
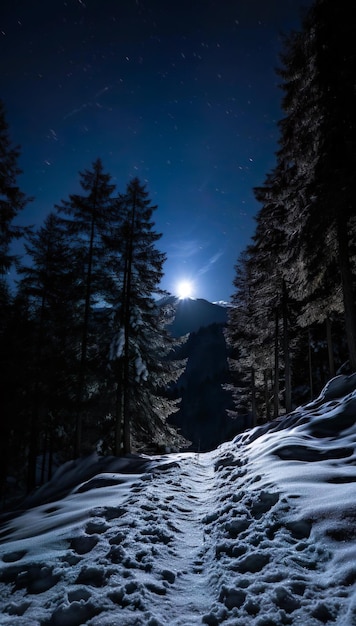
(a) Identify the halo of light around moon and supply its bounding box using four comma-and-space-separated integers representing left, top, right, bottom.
177, 280, 194, 299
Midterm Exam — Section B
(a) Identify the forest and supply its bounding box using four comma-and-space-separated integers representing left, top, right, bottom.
1, 0, 355, 504
225, 0, 356, 426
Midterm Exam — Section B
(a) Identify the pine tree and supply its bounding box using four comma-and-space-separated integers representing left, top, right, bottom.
226, 249, 261, 422
311, 0, 356, 369
106, 178, 184, 454
228, 0, 356, 419
274, 8, 343, 366
277, 0, 356, 370
0, 99, 30, 278
18, 213, 82, 488
0, 290, 35, 501
0, 99, 31, 497
56, 158, 117, 455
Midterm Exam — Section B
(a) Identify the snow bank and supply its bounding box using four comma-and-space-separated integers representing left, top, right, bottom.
0, 375, 356, 624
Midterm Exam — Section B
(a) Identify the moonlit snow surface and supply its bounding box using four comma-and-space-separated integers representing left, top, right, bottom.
1, 375, 356, 625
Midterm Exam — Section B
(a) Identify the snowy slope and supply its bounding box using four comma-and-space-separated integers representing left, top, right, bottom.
1, 374, 356, 625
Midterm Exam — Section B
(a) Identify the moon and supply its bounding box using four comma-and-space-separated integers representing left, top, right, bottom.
177, 280, 194, 299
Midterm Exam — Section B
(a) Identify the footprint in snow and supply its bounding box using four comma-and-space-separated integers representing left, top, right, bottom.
4, 600, 31, 617
249, 490, 280, 519
16, 563, 61, 593
100, 506, 127, 521
44, 600, 100, 626
68, 587, 91, 602
1, 549, 27, 563
70, 534, 99, 555
75, 564, 107, 587
85, 518, 109, 534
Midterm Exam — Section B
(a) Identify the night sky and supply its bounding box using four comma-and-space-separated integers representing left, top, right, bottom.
1, 0, 312, 303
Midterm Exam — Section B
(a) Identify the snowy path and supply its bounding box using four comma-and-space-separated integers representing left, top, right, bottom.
0, 452, 222, 626
0, 447, 345, 626
2, 379, 356, 626
138, 455, 217, 624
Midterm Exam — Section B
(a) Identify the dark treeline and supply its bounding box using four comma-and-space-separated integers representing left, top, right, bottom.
0, 115, 187, 500
226, 0, 356, 423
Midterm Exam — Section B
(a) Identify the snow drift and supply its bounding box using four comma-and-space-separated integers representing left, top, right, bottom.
1, 374, 356, 625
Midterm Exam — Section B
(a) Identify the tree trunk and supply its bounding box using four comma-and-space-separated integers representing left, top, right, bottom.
27, 397, 39, 493
122, 192, 137, 454
326, 316, 335, 378
250, 366, 257, 427
76, 175, 99, 457
114, 368, 123, 456
337, 217, 356, 371
48, 413, 54, 481
273, 307, 279, 418
40, 427, 48, 486
308, 327, 313, 401
114, 236, 129, 456
282, 282, 292, 414
27, 291, 46, 492
264, 369, 271, 421
75, 215, 95, 456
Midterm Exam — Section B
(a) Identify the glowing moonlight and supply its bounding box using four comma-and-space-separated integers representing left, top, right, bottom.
177, 280, 194, 299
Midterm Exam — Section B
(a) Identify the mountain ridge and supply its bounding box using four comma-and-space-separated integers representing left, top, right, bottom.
161, 296, 229, 338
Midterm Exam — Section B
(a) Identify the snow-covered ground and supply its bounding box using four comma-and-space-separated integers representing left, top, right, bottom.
1, 374, 356, 625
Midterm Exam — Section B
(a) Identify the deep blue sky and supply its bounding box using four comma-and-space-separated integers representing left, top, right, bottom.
1, 0, 312, 302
